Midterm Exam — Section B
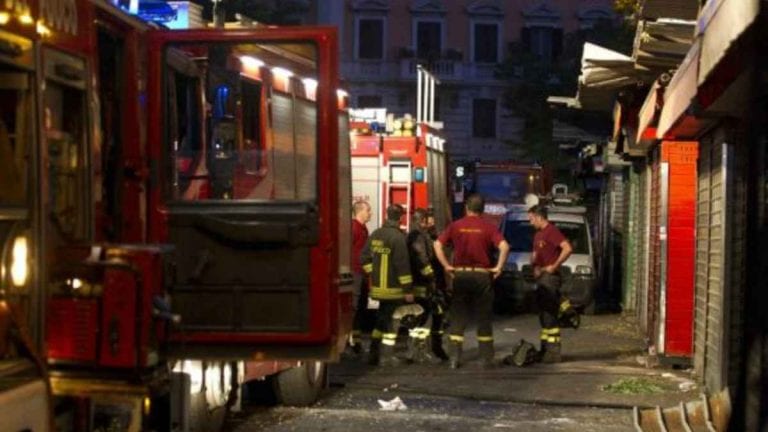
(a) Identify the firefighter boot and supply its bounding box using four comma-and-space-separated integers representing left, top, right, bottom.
448, 342, 463, 369
379, 343, 403, 367
367, 339, 381, 366
540, 341, 562, 363
478, 341, 496, 370
416, 338, 441, 364
431, 334, 449, 361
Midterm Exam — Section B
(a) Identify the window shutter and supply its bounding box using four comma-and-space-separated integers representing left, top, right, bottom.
521, 27, 531, 52
553, 28, 564, 59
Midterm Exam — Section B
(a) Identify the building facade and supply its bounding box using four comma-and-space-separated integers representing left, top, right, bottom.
314, 0, 614, 162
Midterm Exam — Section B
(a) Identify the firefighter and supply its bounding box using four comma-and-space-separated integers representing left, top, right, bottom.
434, 194, 510, 369
349, 200, 372, 355
427, 208, 451, 361
425, 210, 450, 361
361, 204, 414, 367
528, 204, 573, 363
404, 208, 444, 363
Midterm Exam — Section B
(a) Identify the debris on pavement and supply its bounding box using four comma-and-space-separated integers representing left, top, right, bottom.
382, 383, 399, 392
378, 396, 408, 411
601, 378, 664, 395
660, 372, 697, 392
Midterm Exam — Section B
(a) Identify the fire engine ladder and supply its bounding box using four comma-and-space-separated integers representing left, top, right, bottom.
384, 160, 412, 232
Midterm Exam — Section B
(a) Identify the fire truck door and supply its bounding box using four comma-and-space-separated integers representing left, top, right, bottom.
386, 160, 412, 230
148, 29, 341, 351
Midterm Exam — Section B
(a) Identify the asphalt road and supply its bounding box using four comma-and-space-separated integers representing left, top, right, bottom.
227, 313, 697, 431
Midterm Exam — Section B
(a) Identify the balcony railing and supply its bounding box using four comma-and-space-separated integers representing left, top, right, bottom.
341, 59, 504, 83
400, 59, 463, 81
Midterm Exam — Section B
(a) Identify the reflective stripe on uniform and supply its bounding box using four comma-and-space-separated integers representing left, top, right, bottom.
477, 336, 494, 342
449, 335, 464, 342
382, 332, 397, 346
371, 329, 383, 340
420, 265, 434, 276
409, 327, 431, 339
370, 286, 407, 300
559, 299, 572, 313
380, 254, 389, 291
398, 274, 413, 285
362, 263, 373, 273
540, 328, 561, 340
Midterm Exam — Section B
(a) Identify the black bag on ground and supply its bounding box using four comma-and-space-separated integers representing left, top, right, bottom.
503, 339, 539, 367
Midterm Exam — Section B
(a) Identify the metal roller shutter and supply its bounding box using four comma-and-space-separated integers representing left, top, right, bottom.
694, 127, 747, 392
636, 162, 651, 333
622, 166, 640, 311
647, 148, 662, 347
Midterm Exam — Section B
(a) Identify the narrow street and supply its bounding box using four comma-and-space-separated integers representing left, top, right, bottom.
228, 313, 698, 431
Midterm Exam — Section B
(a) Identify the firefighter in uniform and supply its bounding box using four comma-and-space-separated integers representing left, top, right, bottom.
405, 208, 447, 363
361, 204, 414, 367
425, 210, 450, 360
434, 194, 510, 369
349, 200, 372, 354
528, 204, 573, 363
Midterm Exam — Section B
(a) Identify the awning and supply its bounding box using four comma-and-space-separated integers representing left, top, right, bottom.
548, 43, 648, 112
657, 39, 700, 139
640, 0, 699, 21
698, 0, 759, 85
632, 18, 696, 70
635, 80, 663, 148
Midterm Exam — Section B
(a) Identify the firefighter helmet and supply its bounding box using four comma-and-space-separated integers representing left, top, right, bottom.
392, 303, 424, 329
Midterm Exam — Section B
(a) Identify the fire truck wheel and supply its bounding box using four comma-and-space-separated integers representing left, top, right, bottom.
188, 392, 228, 432
274, 361, 326, 406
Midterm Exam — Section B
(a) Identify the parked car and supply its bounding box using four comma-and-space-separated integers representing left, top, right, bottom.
495, 207, 596, 314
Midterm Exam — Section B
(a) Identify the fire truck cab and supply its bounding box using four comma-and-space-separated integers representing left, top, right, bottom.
0, 0, 352, 430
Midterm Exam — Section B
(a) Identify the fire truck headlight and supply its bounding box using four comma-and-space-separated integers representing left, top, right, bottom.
11, 235, 29, 287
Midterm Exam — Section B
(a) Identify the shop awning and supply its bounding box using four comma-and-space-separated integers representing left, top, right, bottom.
657, 39, 701, 139
698, 0, 759, 85
635, 80, 663, 147
640, 0, 699, 21
632, 18, 696, 70
548, 43, 648, 112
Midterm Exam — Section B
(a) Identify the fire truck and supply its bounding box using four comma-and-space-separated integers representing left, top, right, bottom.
459, 161, 553, 225
0, 0, 352, 430
350, 113, 450, 232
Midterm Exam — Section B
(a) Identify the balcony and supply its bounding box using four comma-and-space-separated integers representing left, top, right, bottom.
399, 59, 503, 84
341, 59, 504, 84
341, 61, 397, 82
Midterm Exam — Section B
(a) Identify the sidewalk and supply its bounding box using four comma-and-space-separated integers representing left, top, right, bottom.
333, 313, 699, 410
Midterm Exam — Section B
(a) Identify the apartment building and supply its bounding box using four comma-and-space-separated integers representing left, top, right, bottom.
313, 0, 615, 162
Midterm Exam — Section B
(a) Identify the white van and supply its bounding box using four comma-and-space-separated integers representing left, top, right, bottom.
495, 208, 596, 314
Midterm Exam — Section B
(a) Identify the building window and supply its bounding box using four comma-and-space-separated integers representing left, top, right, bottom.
357, 18, 384, 60
472, 98, 496, 138
522, 26, 563, 62
415, 20, 442, 59
357, 95, 383, 108
473, 23, 499, 63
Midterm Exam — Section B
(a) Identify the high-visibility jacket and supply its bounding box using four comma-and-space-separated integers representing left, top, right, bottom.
361, 220, 413, 300
407, 228, 435, 298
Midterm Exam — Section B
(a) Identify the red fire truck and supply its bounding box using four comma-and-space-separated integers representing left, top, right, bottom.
350, 118, 450, 232
0, 0, 352, 430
